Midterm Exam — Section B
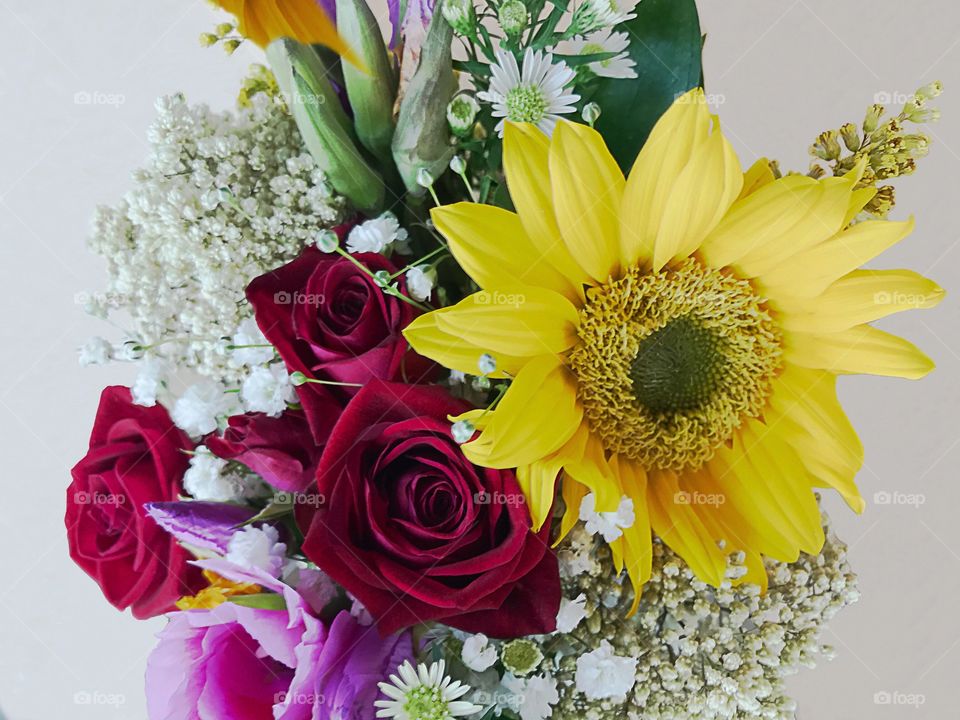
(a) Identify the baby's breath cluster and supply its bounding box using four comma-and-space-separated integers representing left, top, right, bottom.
86, 84, 343, 382
547, 512, 858, 719
438, 508, 857, 720
809, 81, 942, 218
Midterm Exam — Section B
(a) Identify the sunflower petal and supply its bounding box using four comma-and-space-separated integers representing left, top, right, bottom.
403, 309, 526, 378
786, 325, 935, 379
462, 355, 583, 469
779, 269, 944, 333
503, 123, 590, 293
737, 158, 776, 200
652, 118, 743, 269
431, 287, 579, 357
431, 203, 580, 300
767, 367, 864, 513
611, 457, 652, 613
549, 120, 624, 282
758, 217, 915, 300
620, 88, 712, 268
647, 469, 727, 586
516, 456, 565, 531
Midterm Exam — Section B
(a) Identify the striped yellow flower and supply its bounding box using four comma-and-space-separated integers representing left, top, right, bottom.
213, 0, 362, 68
404, 89, 943, 607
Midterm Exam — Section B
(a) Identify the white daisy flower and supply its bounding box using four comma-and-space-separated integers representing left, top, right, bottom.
571, 0, 640, 34
376, 660, 481, 719
563, 28, 637, 79
478, 48, 580, 137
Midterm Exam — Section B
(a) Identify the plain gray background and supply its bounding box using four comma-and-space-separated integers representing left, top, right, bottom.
0, 1, 957, 718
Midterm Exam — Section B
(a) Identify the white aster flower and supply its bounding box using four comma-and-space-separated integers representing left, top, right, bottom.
347, 212, 407, 254
183, 449, 247, 502
461, 633, 498, 672
78, 336, 113, 366
226, 525, 286, 577
572, 0, 639, 33
556, 593, 588, 633
230, 317, 274, 367
241, 364, 295, 417
376, 660, 481, 719
563, 28, 636, 79
579, 493, 635, 542
131, 357, 169, 407
479, 48, 579, 137
406, 265, 436, 302
575, 640, 637, 701
172, 381, 234, 436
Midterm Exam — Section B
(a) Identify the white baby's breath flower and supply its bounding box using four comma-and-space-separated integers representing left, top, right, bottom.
241, 364, 295, 417
575, 640, 637, 701
479, 48, 579, 137
406, 265, 436, 301
131, 357, 169, 407
556, 593, 588, 633
172, 381, 234, 436
376, 660, 481, 719
78, 336, 113, 366
226, 525, 286, 577
579, 493, 635, 542
183, 449, 246, 502
563, 28, 636, 79
502, 673, 559, 720
461, 633, 498, 672
231, 317, 274, 367
346, 212, 406, 254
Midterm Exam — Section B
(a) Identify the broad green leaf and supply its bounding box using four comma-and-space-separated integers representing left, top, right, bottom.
591, 0, 703, 171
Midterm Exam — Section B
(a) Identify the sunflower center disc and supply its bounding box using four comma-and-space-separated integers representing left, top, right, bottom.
569, 259, 783, 471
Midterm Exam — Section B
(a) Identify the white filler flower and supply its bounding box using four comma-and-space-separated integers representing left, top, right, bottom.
406, 265, 436, 302
556, 593, 588, 633
376, 660, 481, 719
575, 640, 638, 701
172, 381, 234, 436
479, 48, 579, 136
564, 28, 637, 79
502, 674, 560, 720
226, 525, 286, 577
241, 364, 295, 417
347, 212, 406, 254
461, 633, 498, 672
579, 493, 635, 542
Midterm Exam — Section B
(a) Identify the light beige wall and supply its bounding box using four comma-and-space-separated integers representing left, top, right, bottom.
0, 1, 956, 718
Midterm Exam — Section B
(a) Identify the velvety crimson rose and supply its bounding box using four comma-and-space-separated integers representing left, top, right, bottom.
245, 248, 430, 398
205, 408, 324, 494
66, 386, 203, 619
301, 381, 560, 638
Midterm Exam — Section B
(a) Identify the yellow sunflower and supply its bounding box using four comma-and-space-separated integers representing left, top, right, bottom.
403, 88, 942, 608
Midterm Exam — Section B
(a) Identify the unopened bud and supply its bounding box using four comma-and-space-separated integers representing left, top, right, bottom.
315, 229, 339, 252
451, 420, 476, 444
416, 167, 435, 189
498, 0, 528, 35
863, 104, 884, 133
581, 102, 601, 127
447, 94, 480, 137
839, 123, 860, 152
478, 353, 497, 375
449, 155, 467, 174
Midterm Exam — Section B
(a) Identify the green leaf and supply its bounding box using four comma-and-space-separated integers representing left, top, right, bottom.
228, 593, 287, 610
453, 59, 492, 78
590, 0, 703, 171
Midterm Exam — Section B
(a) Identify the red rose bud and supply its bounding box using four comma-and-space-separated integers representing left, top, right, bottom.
66, 387, 204, 619
301, 380, 561, 638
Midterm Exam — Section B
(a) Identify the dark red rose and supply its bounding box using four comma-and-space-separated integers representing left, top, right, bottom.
245, 248, 430, 400
205, 408, 323, 494
301, 381, 560, 638
66, 387, 203, 619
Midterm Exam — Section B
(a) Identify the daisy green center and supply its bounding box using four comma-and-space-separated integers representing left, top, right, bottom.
403, 685, 451, 720
505, 84, 548, 124
581, 41, 612, 69
569, 259, 783, 471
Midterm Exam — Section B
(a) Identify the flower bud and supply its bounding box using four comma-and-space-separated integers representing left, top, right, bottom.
451, 420, 475, 444
497, 0, 528, 35
314, 229, 340, 252
199, 32, 219, 47
267, 38, 384, 212
863, 104, 884, 134
449, 155, 467, 174
810, 130, 841, 161
442, 0, 476, 35
393, 4, 457, 193
336, 0, 398, 161
447, 94, 480, 137
581, 102, 602, 126
839, 122, 860, 153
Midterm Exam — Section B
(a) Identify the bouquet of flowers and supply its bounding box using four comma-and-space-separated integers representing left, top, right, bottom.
67, 0, 945, 717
